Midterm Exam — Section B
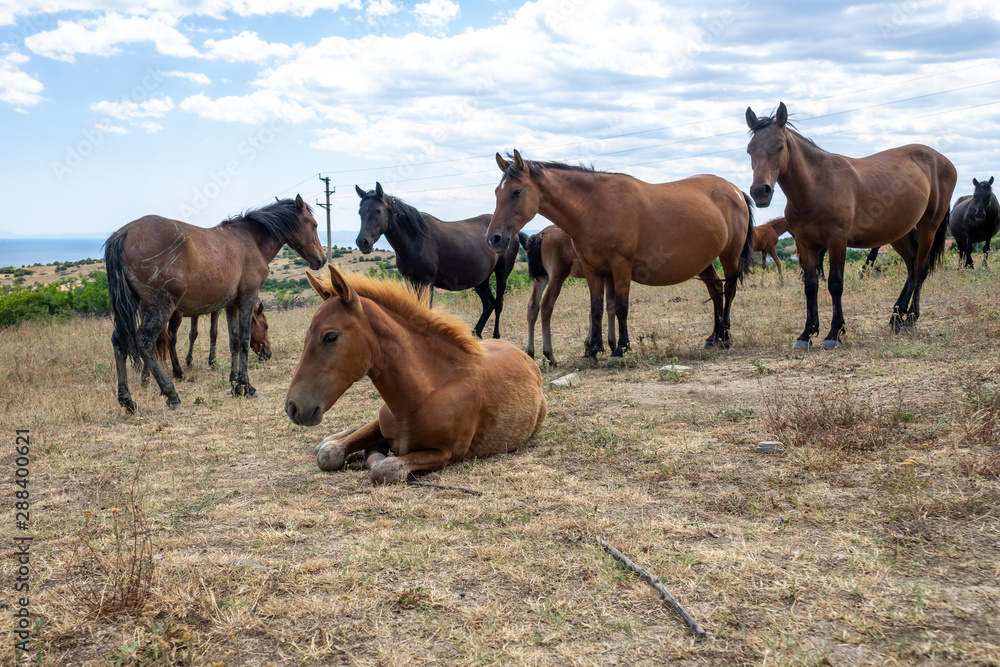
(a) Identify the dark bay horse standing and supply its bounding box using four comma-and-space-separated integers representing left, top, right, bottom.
522, 225, 614, 366
487, 151, 755, 357
752, 216, 790, 286
746, 102, 956, 349
355, 183, 521, 339
950, 177, 999, 268
106, 195, 325, 412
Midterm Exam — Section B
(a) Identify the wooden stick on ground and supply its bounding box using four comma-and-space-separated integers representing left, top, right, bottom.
594, 535, 707, 637
406, 481, 482, 496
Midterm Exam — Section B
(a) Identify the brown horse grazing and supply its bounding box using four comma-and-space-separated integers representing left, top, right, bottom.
522, 225, 614, 366
149, 304, 272, 381
106, 195, 325, 412
284, 265, 546, 485
746, 102, 956, 349
752, 216, 790, 286
486, 151, 755, 357
355, 183, 522, 339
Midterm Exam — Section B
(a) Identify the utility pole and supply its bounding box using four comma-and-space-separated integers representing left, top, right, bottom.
317, 174, 334, 264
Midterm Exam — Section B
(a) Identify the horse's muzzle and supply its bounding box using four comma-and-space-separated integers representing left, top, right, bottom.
749, 183, 774, 207
308, 254, 326, 270
486, 232, 508, 253
285, 397, 323, 426
356, 237, 373, 254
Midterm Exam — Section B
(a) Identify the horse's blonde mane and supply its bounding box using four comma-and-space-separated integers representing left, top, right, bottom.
321, 271, 485, 355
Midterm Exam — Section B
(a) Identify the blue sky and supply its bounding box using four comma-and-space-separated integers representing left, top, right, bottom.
1, 0, 998, 241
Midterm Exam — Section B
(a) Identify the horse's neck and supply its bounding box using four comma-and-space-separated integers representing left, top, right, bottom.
536, 171, 599, 237
363, 300, 460, 408
779, 133, 836, 217
383, 207, 426, 253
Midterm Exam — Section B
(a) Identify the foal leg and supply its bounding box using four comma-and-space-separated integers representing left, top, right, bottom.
315, 420, 386, 471
771, 248, 784, 286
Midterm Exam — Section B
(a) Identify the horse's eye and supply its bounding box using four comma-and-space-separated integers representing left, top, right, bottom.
513, 188, 523, 197
323, 331, 339, 344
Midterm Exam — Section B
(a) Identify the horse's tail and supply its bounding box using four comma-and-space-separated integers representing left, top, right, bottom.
525, 231, 547, 281
737, 191, 757, 283
928, 208, 949, 273
155, 327, 170, 365
104, 230, 142, 367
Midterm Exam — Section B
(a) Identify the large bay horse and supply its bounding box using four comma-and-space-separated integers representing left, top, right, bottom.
486, 151, 755, 357
355, 183, 522, 339
522, 225, 614, 366
746, 102, 956, 349
106, 195, 325, 412
752, 217, 790, 285
284, 265, 546, 485
950, 177, 999, 268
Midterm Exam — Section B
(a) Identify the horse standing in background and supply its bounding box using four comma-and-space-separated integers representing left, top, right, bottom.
950, 177, 999, 269
752, 216, 789, 286
487, 151, 755, 357
106, 195, 325, 412
355, 183, 522, 339
746, 102, 956, 349
522, 225, 614, 366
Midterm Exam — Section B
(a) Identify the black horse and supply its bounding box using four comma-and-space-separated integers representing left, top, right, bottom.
355, 183, 522, 339
950, 177, 999, 269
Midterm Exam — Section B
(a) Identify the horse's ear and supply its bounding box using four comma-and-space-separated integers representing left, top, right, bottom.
513, 149, 526, 172
326, 265, 358, 306
375, 182, 384, 198
295, 194, 305, 210
356, 184, 366, 199
775, 102, 788, 127
256, 301, 264, 314
496, 152, 510, 172
745, 107, 758, 129
307, 271, 335, 301
974, 178, 980, 187
989, 176, 995, 186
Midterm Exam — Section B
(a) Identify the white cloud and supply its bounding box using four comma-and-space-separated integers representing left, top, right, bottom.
366, 0, 401, 19
179, 90, 315, 124
203, 31, 297, 62
90, 95, 174, 132
0, 52, 44, 106
25, 12, 199, 62
163, 70, 211, 85
413, 0, 459, 30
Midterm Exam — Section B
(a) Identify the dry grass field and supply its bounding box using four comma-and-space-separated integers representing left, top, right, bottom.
1, 254, 999, 666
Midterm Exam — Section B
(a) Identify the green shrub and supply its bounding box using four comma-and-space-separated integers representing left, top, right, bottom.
0, 271, 109, 327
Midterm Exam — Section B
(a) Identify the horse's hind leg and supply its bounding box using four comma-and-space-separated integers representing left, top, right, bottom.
370, 447, 456, 485
167, 311, 183, 379
186, 315, 198, 366
525, 277, 546, 359
698, 265, 726, 348
137, 305, 181, 409
491, 268, 507, 339
889, 237, 918, 331
984, 237, 994, 268
112, 329, 137, 413
208, 310, 220, 368
604, 277, 616, 352
471, 280, 495, 339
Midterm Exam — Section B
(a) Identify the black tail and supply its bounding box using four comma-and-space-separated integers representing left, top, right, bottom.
737, 192, 757, 283
104, 230, 142, 367
928, 208, 949, 272
525, 231, 547, 280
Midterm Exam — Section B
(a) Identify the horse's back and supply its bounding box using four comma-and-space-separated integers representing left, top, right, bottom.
467, 339, 545, 458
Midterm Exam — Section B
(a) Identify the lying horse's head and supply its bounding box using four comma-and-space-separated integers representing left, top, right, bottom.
284, 265, 378, 426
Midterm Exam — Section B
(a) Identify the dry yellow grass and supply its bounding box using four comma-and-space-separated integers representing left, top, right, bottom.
1, 255, 999, 666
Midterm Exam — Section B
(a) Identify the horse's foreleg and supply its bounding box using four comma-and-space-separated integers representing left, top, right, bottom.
370, 448, 456, 485
208, 310, 220, 368
609, 262, 632, 357
795, 250, 822, 349
604, 278, 617, 353
771, 249, 784, 286
584, 274, 605, 359
229, 298, 257, 397
186, 315, 198, 367
824, 247, 848, 349
315, 420, 385, 471
984, 237, 993, 268
491, 269, 507, 339
471, 280, 494, 339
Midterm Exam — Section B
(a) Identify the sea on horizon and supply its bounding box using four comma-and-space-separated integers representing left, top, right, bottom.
0, 237, 109, 268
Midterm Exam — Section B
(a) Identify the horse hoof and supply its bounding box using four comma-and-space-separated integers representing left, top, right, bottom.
120, 397, 137, 414
792, 339, 811, 351
369, 458, 408, 485
316, 442, 347, 471
821, 339, 841, 350
166, 395, 181, 409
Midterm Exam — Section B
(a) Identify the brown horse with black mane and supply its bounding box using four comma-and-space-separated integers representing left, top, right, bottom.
106, 195, 325, 412
486, 151, 755, 357
746, 102, 956, 349
284, 266, 546, 484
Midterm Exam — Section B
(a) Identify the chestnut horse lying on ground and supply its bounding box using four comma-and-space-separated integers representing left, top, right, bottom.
522, 225, 614, 367
284, 266, 547, 484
